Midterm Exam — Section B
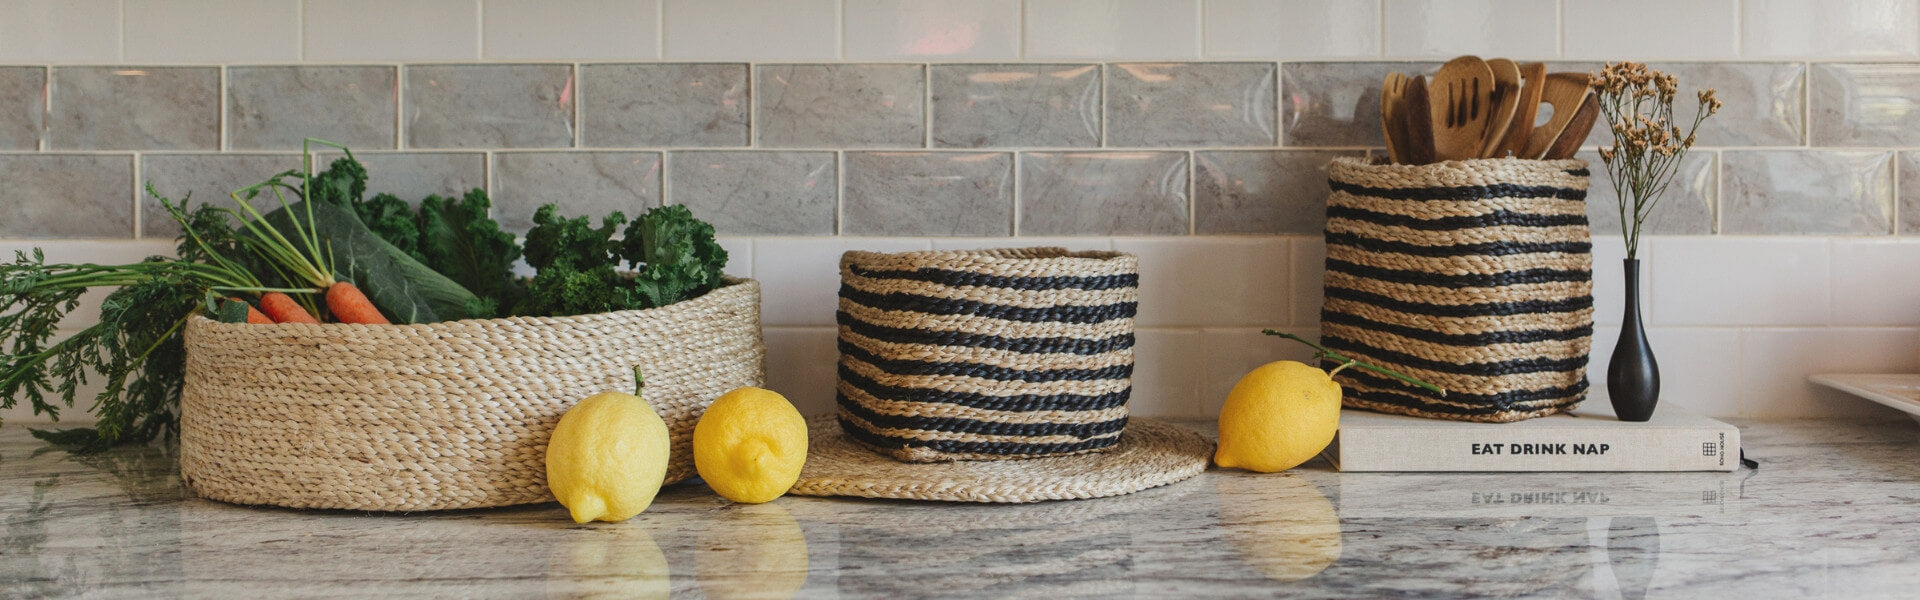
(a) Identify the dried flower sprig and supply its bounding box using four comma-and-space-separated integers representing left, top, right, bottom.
1589, 62, 1720, 259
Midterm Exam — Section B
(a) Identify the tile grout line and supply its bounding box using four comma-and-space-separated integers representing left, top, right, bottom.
655, 0, 667, 59
130, 151, 141, 239
1011, 152, 1023, 235
922, 63, 932, 149
395, 64, 407, 149
218, 66, 229, 152
572, 62, 582, 149
835, 149, 846, 234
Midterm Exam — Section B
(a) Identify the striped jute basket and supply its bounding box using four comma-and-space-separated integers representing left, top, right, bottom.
1321, 157, 1594, 423
178, 279, 765, 511
835, 248, 1139, 462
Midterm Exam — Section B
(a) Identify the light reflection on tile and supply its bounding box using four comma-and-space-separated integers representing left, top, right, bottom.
1556, 62, 1805, 148
1107, 63, 1275, 147
1019, 152, 1189, 236
843, 0, 1021, 60
405, 64, 575, 149
1194, 150, 1358, 235
1579, 150, 1716, 235
756, 64, 925, 148
1280, 61, 1438, 148
667, 151, 837, 235
843, 151, 1014, 236
1720, 150, 1893, 235
48, 66, 219, 150
1811, 63, 1920, 147
580, 63, 748, 148
492, 152, 662, 233
931, 64, 1100, 148
228, 66, 397, 150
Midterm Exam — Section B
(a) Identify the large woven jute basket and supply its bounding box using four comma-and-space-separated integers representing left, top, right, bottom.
1321, 157, 1594, 423
178, 279, 764, 511
836, 248, 1139, 462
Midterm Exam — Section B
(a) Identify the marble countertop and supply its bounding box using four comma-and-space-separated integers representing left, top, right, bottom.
4, 418, 1920, 599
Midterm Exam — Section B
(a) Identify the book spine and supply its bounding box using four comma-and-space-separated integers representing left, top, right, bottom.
1335, 426, 1740, 472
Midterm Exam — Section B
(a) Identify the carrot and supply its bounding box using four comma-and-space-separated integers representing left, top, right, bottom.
258, 292, 319, 324
326, 282, 389, 324
228, 297, 273, 324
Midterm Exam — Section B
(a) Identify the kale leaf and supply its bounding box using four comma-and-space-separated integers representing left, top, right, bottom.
512, 203, 729, 317
417, 190, 524, 318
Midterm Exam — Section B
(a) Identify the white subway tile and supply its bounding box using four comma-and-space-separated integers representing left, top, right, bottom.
1743, 0, 1920, 58
304, 0, 480, 61
0, 0, 120, 63
1024, 0, 1201, 60
1830, 239, 1920, 326
1382, 0, 1559, 59
1562, 0, 1737, 59
1203, 0, 1380, 58
752, 238, 932, 327
1738, 327, 1920, 418
663, 0, 839, 60
1198, 326, 1320, 417
1289, 236, 1325, 327
844, 0, 1021, 60
1112, 237, 1289, 328
1647, 237, 1829, 326
482, 0, 658, 60
1589, 236, 1644, 327
1590, 327, 1744, 418
716, 236, 753, 279
1129, 328, 1206, 417
763, 327, 840, 417
124, 0, 300, 63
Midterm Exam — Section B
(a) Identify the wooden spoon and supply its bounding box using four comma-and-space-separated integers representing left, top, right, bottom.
1522, 73, 1594, 159
1497, 62, 1547, 159
1380, 72, 1410, 164
1479, 59, 1522, 159
1543, 92, 1599, 159
1429, 56, 1495, 162
1402, 75, 1436, 165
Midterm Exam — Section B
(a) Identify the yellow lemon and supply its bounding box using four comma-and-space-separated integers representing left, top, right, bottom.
1214, 360, 1342, 473
545, 374, 672, 523
694, 387, 808, 504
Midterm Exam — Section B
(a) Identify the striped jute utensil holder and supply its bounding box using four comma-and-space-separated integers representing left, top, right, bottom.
1320, 156, 1594, 423
835, 248, 1140, 462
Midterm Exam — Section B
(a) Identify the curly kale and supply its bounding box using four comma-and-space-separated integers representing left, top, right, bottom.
418, 189, 525, 318
356, 193, 425, 263
511, 203, 728, 317
622, 204, 728, 309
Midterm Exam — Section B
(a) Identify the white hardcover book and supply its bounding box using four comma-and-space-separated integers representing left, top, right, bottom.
1327, 405, 1741, 472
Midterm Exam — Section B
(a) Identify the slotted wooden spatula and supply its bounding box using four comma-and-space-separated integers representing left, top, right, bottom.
1479, 59, 1522, 159
1381, 72, 1410, 164
1402, 75, 1436, 165
1522, 72, 1594, 159
1429, 56, 1495, 162
1497, 62, 1547, 159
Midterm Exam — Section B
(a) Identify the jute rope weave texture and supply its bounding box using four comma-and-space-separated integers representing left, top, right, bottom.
836, 248, 1140, 462
1322, 157, 1594, 423
178, 279, 765, 511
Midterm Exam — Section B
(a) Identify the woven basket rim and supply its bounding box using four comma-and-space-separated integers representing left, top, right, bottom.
843, 247, 1131, 267
187, 276, 758, 330
1331, 155, 1589, 172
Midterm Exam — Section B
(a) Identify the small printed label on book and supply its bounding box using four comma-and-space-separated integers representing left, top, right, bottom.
1471, 443, 1610, 455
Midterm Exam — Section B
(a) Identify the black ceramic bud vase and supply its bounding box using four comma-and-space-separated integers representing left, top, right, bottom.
1608, 258, 1660, 421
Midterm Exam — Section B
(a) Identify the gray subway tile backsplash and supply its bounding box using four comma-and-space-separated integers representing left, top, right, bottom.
228, 66, 397, 151
755, 64, 924, 148
668, 151, 837, 235
1720, 150, 1894, 235
843, 152, 1014, 236
322, 151, 488, 203
1280, 61, 1437, 148
1901, 152, 1920, 235
0, 154, 134, 238
141, 153, 303, 239
930, 64, 1100, 149
0, 67, 44, 150
1107, 63, 1276, 147
1194, 150, 1354, 235
405, 65, 575, 149
1811, 63, 1920, 147
1561, 62, 1806, 148
48, 67, 219, 151
1019, 152, 1190, 236
580, 63, 749, 148
1580, 150, 1718, 236
491, 152, 663, 233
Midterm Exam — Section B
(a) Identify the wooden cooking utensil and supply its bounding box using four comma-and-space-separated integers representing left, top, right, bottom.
1402, 75, 1436, 165
1543, 92, 1599, 160
1381, 72, 1410, 164
1522, 72, 1594, 159
1479, 59, 1522, 159
1429, 56, 1495, 162
1497, 62, 1547, 159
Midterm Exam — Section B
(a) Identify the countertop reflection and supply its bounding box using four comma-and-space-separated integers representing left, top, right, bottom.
5, 418, 1920, 598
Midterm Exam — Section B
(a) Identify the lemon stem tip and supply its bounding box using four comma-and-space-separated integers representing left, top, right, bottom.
631, 366, 646, 397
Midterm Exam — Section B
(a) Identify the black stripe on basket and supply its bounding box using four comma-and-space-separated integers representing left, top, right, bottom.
1325, 230, 1594, 259
1332, 367, 1590, 410
1321, 310, 1593, 347
1326, 205, 1590, 231
839, 415, 1125, 456
1320, 334, 1591, 377
1326, 258, 1593, 289
837, 394, 1128, 438
1329, 180, 1587, 202
1565, 168, 1591, 177
1324, 286, 1594, 318
848, 264, 1139, 292
840, 364, 1133, 412
839, 340, 1133, 383
840, 287, 1138, 325
838, 312, 1135, 356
